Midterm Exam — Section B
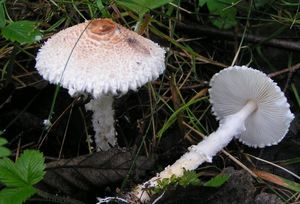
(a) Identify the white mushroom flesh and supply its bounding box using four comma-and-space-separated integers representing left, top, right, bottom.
85, 95, 116, 151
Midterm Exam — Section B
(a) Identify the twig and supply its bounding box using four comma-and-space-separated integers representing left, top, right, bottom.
176, 22, 300, 52
268, 62, 300, 77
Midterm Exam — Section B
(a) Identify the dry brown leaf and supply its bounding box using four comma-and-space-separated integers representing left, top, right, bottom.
38, 148, 156, 199
252, 169, 288, 188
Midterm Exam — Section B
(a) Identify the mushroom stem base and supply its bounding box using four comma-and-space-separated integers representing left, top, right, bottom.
128, 100, 257, 203
85, 95, 117, 151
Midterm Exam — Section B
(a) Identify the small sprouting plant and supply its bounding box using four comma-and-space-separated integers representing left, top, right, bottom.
176, 170, 202, 188
0, 150, 46, 204
155, 169, 230, 193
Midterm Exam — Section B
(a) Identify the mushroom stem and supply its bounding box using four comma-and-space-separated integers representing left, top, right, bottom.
85, 95, 117, 151
129, 100, 257, 203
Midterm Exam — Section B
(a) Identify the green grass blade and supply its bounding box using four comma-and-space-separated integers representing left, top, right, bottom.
291, 83, 300, 108
157, 97, 207, 138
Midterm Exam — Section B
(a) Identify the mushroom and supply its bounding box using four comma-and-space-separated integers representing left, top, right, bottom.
35, 19, 165, 151
128, 65, 294, 203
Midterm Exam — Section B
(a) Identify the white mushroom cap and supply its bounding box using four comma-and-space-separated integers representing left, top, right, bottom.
209, 65, 294, 148
35, 18, 165, 98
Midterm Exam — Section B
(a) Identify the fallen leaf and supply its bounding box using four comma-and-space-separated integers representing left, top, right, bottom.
38, 148, 156, 199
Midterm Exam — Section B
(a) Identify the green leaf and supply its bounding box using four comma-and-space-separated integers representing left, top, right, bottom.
0, 158, 27, 187
203, 0, 238, 29
204, 174, 230, 187
116, 0, 172, 17
15, 150, 46, 185
0, 1, 5, 28
0, 186, 36, 204
178, 170, 201, 187
0, 150, 45, 187
1, 20, 42, 44
0, 146, 11, 158
0, 137, 8, 146
210, 9, 237, 29
0, 150, 45, 204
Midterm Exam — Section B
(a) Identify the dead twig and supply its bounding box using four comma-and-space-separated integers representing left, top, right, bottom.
176, 22, 300, 52
268, 62, 300, 77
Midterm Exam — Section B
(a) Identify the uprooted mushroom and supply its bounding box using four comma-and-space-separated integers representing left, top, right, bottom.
35, 18, 165, 151
125, 65, 294, 203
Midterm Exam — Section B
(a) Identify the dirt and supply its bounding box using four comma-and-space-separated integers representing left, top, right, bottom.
154, 168, 283, 204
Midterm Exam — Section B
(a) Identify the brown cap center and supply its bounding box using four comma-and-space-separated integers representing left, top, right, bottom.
88, 19, 116, 35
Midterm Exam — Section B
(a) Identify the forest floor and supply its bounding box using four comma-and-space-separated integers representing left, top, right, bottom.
0, 1, 299, 204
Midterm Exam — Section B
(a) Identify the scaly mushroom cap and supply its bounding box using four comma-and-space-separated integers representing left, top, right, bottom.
209, 65, 294, 148
35, 19, 165, 97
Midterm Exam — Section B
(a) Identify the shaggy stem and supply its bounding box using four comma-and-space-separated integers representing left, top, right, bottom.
130, 100, 257, 203
85, 95, 117, 151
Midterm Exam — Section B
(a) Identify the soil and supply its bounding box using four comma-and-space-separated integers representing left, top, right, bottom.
154, 168, 283, 204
